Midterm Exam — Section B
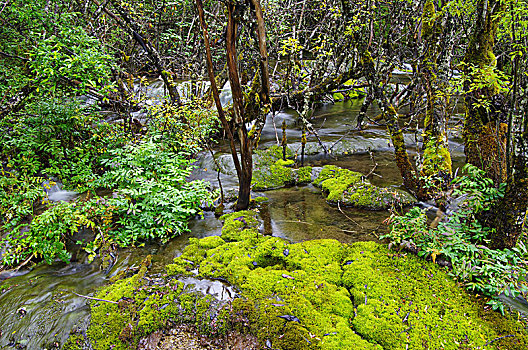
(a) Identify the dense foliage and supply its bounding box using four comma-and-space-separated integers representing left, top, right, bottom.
382, 165, 528, 313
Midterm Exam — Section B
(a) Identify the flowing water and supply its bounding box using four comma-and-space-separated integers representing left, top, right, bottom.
0, 85, 495, 348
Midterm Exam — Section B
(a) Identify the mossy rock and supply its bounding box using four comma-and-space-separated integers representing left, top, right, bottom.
254, 145, 294, 167
313, 165, 415, 209
168, 212, 379, 349
294, 166, 313, 184
342, 241, 528, 349
252, 146, 313, 191
62, 335, 88, 350
166, 211, 528, 350
341, 183, 415, 210
253, 162, 295, 190
82, 256, 233, 350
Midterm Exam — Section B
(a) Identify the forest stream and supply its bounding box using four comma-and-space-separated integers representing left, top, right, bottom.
0, 90, 526, 349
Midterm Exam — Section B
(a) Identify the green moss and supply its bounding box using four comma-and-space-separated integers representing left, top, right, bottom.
342, 241, 528, 350
253, 163, 294, 190
343, 183, 415, 210
167, 212, 378, 349
164, 211, 528, 349
62, 335, 86, 350
422, 137, 452, 177
253, 146, 314, 190
276, 159, 295, 167
86, 260, 231, 350
314, 165, 414, 209
84, 208, 528, 349
252, 196, 269, 203
255, 145, 294, 166
295, 166, 313, 184
313, 165, 361, 187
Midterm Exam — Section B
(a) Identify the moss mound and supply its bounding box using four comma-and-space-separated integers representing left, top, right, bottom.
82, 257, 233, 350
165, 211, 528, 350
313, 165, 415, 209
252, 146, 313, 190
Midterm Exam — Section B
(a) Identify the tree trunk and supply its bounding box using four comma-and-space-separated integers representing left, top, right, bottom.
420, 0, 452, 190
490, 162, 528, 249
463, 0, 507, 185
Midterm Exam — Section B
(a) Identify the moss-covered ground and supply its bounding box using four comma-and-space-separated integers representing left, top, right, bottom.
78, 210, 528, 349
314, 165, 415, 209
163, 210, 528, 350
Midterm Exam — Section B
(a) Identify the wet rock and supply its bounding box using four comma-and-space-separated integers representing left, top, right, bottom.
138, 330, 162, 350
252, 146, 313, 190
313, 165, 415, 210
157, 326, 259, 350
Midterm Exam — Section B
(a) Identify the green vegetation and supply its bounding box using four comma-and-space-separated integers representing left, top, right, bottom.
167, 211, 528, 349
313, 165, 415, 209
0, 100, 216, 267
382, 164, 528, 314
1, 0, 528, 347
252, 146, 313, 190
84, 257, 232, 350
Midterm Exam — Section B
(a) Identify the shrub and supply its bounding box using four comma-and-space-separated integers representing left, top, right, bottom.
382, 164, 527, 313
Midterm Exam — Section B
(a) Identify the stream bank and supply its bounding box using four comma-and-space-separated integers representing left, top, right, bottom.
66, 210, 528, 350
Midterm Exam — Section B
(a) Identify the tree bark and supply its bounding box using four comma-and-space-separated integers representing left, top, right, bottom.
196, 0, 242, 180
420, 0, 452, 189
463, 0, 507, 185
226, 1, 252, 211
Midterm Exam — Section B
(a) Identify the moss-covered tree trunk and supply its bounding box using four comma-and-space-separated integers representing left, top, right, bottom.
490, 157, 528, 249
463, 0, 507, 185
420, 0, 452, 190
462, 0, 528, 249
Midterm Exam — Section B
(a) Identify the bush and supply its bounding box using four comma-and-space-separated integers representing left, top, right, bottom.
93, 139, 214, 245
382, 164, 528, 313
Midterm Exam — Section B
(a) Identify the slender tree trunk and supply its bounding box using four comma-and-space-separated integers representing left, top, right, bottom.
225, 2, 253, 210
196, 0, 242, 181
420, 0, 452, 189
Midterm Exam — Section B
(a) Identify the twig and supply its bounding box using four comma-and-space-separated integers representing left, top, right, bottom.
72, 292, 118, 304
485, 334, 514, 346
337, 201, 363, 228
364, 149, 381, 179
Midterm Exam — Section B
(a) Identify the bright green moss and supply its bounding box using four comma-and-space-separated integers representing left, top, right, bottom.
342, 241, 528, 350
255, 145, 294, 166
313, 165, 361, 187
83, 210, 528, 350
62, 335, 86, 350
167, 211, 378, 349
253, 147, 311, 190
253, 163, 295, 190
295, 166, 313, 184
313, 165, 414, 209
422, 139, 452, 176
252, 196, 269, 203
165, 211, 528, 350
343, 183, 415, 209
85, 263, 231, 350
276, 159, 295, 167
